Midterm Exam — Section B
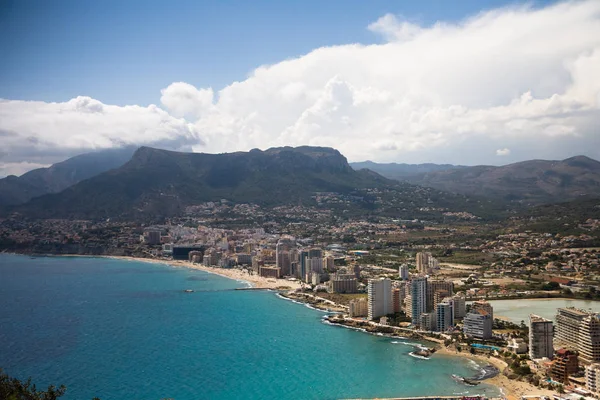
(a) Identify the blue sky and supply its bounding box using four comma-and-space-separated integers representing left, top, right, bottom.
2, 0, 599, 175
1, 0, 556, 106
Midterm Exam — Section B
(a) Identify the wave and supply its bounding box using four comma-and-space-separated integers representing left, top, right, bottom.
274, 293, 332, 313
409, 352, 429, 360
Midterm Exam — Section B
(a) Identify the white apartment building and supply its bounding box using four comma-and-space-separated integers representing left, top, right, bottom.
436, 299, 453, 332
399, 264, 409, 280
368, 278, 393, 320
451, 295, 466, 319
529, 314, 554, 359
463, 309, 493, 340
555, 307, 600, 365
586, 363, 600, 393
410, 277, 428, 326
348, 298, 368, 318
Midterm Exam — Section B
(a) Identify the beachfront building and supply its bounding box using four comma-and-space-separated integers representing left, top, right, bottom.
420, 313, 436, 331
259, 266, 281, 279
529, 314, 554, 359
555, 307, 590, 347
470, 299, 494, 321
550, 349, 579, 384
555, 307, 600, 365
399, 264, 409, 280
368, 278, 393, 320
329, 274, 358, 294
427, 280, 454, 312
276, 237, 295, 276
436, 299, 453, 332
463, 309, 492, 340
451, 294, 466, 319
348, 298, 368, 318
586, 363, 600, 393
579, 314, 600, 365
410, 277, 427, 326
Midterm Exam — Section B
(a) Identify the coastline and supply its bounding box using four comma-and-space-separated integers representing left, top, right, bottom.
3, 253, 555, 398
104, 255, 304, 290
435, 347, 555, 399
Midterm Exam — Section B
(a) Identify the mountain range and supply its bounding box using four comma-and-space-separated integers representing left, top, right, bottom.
0, 147, 135, 206
3, 147, 600, 221
351, 156, 600, 204
9, 146, 394, 219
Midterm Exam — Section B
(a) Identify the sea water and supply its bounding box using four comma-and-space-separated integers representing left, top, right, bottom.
0, 255, 501, 399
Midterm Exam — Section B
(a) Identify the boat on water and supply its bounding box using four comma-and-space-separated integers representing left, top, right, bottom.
183, 289, 194, 293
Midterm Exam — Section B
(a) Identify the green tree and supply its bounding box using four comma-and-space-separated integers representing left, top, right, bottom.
0, 369, 100, 400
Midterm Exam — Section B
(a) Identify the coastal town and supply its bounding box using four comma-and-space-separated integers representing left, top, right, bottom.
2, 201, 600, 400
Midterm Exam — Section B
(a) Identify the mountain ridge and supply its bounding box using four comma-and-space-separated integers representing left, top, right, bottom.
354, 155, 600, 204
9, 146, 396, 219
0, 147, 136, 206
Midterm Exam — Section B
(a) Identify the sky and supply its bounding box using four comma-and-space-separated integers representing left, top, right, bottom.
1, 0, 599, 176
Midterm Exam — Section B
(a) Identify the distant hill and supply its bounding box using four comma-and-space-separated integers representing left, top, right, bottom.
10, 146, 401, 219
0, 147, 136, 205
362, 156, 600, 205
350, 161, 464, 180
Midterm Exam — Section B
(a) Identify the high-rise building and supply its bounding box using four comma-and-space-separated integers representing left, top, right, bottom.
550, 349, 579, 384
451, 295, 466, 319
368, 278, 393, 320
471, 300, 494, 320
330, 274, 358, 294
276, 237, 295, 276
348, 298, 368, 318
556, 307, 589, 347
586, 363, 600, 394
555, 307, 600, 365
298, 250, 309, 280
324, 256, 335, 272
415, 252, 431, 274
410, 277, 428, 325
463, 309, 492, 340
436, 299, 454, 332
420, 313, 436, 331
144, 230, 161, 245
308, 248, 322, 259
427, 280, 454, 312
529, 314, 554, 359
579, 315, 600, 365
392, 288, 401, 313
399, 264, 409, 280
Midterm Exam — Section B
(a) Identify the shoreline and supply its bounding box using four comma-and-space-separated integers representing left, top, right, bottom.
104, 255, 305, 291
435, 347, 555, 399
5, 253, 560, 398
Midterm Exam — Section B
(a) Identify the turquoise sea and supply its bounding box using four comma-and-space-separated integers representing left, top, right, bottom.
0, 254, 501, 399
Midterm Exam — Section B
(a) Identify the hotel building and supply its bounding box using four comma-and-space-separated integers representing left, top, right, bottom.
529, 314, 554, 359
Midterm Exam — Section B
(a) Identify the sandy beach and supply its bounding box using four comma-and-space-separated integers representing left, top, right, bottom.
435, 347, 555, 399
107, 255, 303, 290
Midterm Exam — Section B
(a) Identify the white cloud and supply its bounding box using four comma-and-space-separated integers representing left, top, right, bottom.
160, 82, 214, 118
496, 148, 511, 156
0, 96, 203, 175
0, 162, 51, 177
2, 0, 600, 176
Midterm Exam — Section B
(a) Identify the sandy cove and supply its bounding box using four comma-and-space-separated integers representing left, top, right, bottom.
105, 256, 304, 290
435, 347, 555, 399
